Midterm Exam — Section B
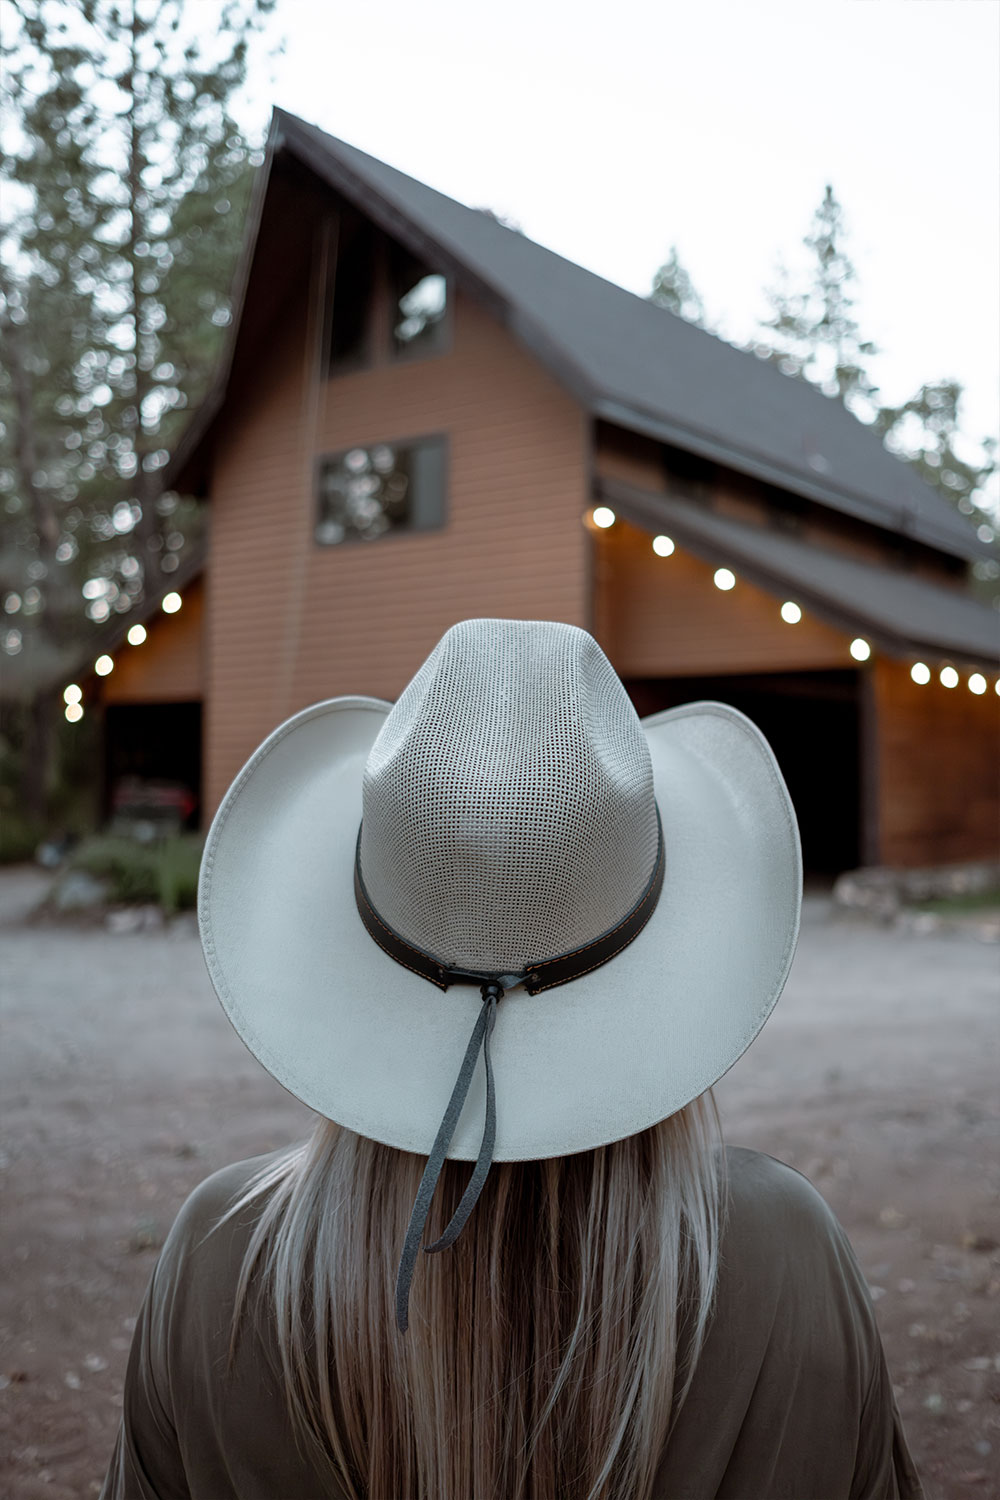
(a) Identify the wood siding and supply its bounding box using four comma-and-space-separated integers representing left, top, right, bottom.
592, 513, 852, 677
101, 582, 205, 704
873, 657, 1000, 866
204, 286, 588, 814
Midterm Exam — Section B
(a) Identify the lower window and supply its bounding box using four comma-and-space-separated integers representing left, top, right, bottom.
315, 435, 447, 545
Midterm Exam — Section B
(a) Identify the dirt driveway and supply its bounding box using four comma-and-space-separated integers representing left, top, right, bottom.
1, 867, 998, 1498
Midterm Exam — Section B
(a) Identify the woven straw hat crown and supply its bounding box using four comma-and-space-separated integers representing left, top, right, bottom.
358, 618, 660, 973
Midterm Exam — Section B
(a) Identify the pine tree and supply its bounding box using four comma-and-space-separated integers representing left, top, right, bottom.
751, 185, 881, 419
747, 184, 997, 594
649, 245, 708, 326
0, 12, 114, 678
0, 0, 275, 692
872, 380, 999, 603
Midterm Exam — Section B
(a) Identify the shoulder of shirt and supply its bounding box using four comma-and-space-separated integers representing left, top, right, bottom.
156, 1148, 295, 1273
722, 1145, 848, 1255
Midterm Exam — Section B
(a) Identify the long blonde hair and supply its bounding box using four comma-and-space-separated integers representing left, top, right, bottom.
228, 1093, 724, 1500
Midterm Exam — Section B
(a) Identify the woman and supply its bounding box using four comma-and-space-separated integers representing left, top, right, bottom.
102, 617, 924, 1499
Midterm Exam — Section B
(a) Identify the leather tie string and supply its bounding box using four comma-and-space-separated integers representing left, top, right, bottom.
394, 978, 511, 1333
353, 811, 665, 1333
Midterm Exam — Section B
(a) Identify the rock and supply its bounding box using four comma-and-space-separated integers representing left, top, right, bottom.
128, 1219, 163, 1253
106, 908, 144, 935
53, 871, 110, 912
962, 1232, 999, 1253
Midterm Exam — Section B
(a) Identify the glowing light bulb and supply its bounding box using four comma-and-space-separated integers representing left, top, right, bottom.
968, 673, 987, 695
939, 666, 959, 689
63, 683, 82, 705
592, 507, 615, 529
95, 655, 114, 676
713, 568, 736, 591
65, 702, 84, 723
127, 623, 147, 645
910, 662, 930, 685
652, 535, 674, 557
849, 638, 871, 662
780, 601, 802, 624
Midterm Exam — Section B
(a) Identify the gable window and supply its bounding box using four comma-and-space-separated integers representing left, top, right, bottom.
389, 240, 448, 360
328, 210, 376, 372
316, 435, 447, 545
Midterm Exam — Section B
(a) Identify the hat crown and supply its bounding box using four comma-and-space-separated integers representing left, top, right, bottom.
359, 619, 658, 972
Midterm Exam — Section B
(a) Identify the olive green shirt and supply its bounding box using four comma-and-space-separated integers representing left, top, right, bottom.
101, 1146, 924, 1499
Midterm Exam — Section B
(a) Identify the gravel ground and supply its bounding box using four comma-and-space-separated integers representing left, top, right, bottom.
0, 865, 998, 1499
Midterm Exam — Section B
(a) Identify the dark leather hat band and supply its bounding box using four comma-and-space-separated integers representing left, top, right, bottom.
353, 805, 664, 997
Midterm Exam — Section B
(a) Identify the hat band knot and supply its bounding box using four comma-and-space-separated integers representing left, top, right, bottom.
353, 809, 664, 1332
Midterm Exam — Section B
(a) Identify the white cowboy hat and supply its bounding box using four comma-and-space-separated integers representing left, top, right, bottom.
198, 618, 801, 1327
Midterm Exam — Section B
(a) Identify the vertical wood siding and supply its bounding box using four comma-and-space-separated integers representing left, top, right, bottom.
102, 582, 205, 703
205, 289, 588, 814
874, 657, 1000, 866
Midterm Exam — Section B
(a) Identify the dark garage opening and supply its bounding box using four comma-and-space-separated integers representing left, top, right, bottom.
622, 670, 862, 877
103, 701, 203, 832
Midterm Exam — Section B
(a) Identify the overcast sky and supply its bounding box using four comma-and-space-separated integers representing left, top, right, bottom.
244, 0, 998, 492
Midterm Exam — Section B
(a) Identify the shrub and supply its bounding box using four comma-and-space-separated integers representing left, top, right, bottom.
66, 833, 204, 913
155, 835, 203, 914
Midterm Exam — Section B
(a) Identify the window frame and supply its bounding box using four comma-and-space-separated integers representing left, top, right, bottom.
386, 241, 453, 366
324, 211, 379, 379
324, 213, 454, 381
313, 432, 450, 549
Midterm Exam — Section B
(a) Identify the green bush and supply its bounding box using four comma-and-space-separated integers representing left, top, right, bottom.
67, 833, 204, 913
156, 835, 203, 914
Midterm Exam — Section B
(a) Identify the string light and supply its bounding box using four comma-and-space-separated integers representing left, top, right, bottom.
635, 534, 993, 700
65, 703, 83, 723
95, 655, 114, 676
162, 592, 182, 613
591, 507, 615, 529
127, 623, 147, 645
63, 683, 82, 705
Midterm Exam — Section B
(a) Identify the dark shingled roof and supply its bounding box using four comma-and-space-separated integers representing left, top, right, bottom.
598, 478, 999, 670
258, 110, 985, 565
167, 109, 988, 572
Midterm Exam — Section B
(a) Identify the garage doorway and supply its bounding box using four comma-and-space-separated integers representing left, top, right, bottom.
102, 701, 202, 833
622, 669, 862, 876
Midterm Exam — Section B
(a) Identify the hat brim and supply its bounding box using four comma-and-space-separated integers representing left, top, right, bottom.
199, 696, 801, 1161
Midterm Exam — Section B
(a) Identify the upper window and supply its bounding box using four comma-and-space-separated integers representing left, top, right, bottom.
328, 211, 375, 373
389, 241, 448, 360
316, 436, 447, 546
